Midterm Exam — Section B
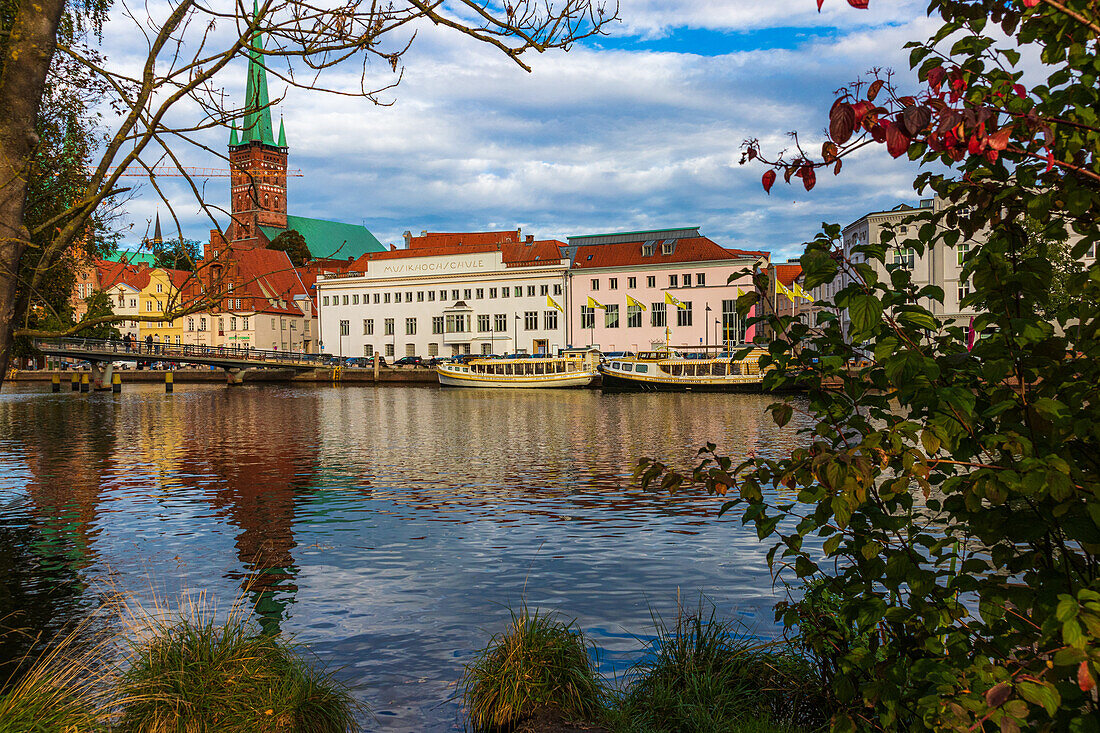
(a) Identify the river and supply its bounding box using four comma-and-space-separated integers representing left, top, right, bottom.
0, 382, 809, 730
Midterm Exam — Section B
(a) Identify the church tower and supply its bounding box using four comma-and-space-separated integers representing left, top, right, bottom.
228, 6, 287, 246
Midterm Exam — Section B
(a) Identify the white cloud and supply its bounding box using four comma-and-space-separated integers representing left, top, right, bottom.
95, 0, 947, 262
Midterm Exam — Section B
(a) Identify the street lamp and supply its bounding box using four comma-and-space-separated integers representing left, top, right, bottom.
704, 304, 711, 350
715, 319, 721, 350
514, 313, 520, 355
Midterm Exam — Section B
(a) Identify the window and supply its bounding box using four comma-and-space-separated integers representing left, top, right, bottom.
145, 301, 152, 312
405, 292, 413, 303
394, 291, 401, 303
609, 278, 618, 290
677, 301, 693, 327
478, 314, 491, 332
384, 318, 394, 336
428, 342, 438, 357
384, 293, 391, 304
501, 287, 509, 298
893, 247, 916, 270
242, 317, 248, 330
230, 317, 237, 331
280, 318, 287, 329
591, 279, 600, 290
464, 289, 472, 300
669, 274, 678, 288
374, 294, 380, 304
722, 299, 746, 345
432, 316, 444, 334
440, 290, 447, 301
524, 311, 538, 330
490, 288, 498, 299
581, 305, 595, 329
514, 286, 522, 297
544, 310, 558, 330
364, 319, 374, 335
156, 283, 163, 293
352, 294, 359, 305
696, 273, 706, 286
540, 284, 549, 296
553, 284, 562, 295
957, 242, 971, 266
605, 304, 620, 328
495, 314, 507, 332
445, 314, 468, 332
324, 296, 331, 307
662, 242, 674, 255
452, 289, 460, 301
364, 344, 374, 356
683, 274, 692, 287
385, 343, 394, 357
130, 298, 137, 308
627, 277, 636, 289
958, 279, 972, 304
406, 344, 416, 357
527, 285, 535, 297
187, 317, 194, 331
406, 317, 417, 335
481, 343, 492, 354
642, 244, 655, 256
476, 288, 484, 299
339, 320, 350, 336
343, 295, 349, 305
627, 304, 642, 328
647, 276, 656, 288
418, 291, 425, 302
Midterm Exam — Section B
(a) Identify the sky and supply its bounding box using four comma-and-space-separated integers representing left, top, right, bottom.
102, 0, 942, 261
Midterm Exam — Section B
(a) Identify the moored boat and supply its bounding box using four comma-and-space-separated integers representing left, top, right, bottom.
436, 349, 600, 388
598, 348, 770, 392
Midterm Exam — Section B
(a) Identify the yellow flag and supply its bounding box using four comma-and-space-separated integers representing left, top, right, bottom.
775, 280, 796, 303
625, 294, 647, 311
587, 296, 605, 309
791, 282, 813, 301
664, 291, 687, 309
547, 295, 564, 312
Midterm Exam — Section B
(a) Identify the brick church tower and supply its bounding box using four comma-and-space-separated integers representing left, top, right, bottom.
226, 17, 287, 248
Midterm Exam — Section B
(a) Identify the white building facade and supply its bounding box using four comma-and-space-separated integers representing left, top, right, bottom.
316, 244, 569, 359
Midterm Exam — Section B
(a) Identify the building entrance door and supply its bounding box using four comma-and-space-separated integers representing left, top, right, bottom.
533, 339, 548, 354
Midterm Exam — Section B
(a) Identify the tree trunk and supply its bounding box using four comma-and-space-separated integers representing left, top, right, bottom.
0, 0, 66, 390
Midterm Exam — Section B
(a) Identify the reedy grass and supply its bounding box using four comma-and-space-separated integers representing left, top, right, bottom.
608, 601, 829, 733
113, 589, 359, 733
461, 605, 605, 731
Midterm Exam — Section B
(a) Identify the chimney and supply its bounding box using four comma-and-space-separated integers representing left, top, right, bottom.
525, 234, 534, 244
403, 231, 412, 247
390, 244, 397, 251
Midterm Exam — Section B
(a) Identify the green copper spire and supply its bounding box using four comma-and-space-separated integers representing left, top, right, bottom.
229, 124, 239, 146
277, 116, 286, 147
238, 0, 276, 146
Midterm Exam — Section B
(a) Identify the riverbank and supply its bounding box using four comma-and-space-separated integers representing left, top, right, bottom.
4, 367, 439, 384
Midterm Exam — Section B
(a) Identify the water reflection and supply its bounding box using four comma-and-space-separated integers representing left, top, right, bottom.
0, 383, 809, 729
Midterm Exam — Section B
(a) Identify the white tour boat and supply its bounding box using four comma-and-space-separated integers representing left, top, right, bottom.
598, 348, 771, 392
436, 350, 601, 389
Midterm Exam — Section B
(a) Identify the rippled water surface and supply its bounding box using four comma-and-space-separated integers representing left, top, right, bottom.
0, 382, 809, 730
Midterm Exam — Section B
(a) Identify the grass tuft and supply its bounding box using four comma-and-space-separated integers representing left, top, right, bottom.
610, 601, 829, 733
114, 592, 358, 732
461, 605, 605, 731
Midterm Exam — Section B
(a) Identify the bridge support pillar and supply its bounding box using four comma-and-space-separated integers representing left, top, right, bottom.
90, 361, 114, 391
225, 367, 259, 385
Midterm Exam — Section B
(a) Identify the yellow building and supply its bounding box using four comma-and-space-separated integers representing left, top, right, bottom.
138, 268, 189, 346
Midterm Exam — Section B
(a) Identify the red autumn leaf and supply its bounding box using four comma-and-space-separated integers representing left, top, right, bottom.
801, 165, 817, 191
885, 123, 911, 158
1079, 661, 1096, 692
871, 124, 887, 143
867, 79, 885, 102
762, 169, 777, 193
984, 149, 999, 163
985, 682, 1012, 709
847, 0, 869, 7
1023, 0, 1040, 6
968, 135, 984, 155
833, 158, 842, 175
901, 105, 932, 136
987, 126, 1012, 151
830, 102, 856, 145
927, 66, 946, 90
822, 141, 839, 163
1013, 84, 1027, 99
746, 147, 757, 161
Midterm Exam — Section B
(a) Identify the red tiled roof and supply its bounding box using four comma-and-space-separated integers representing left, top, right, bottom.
774, 263, 802, 286
231, 248, 310, 316
95, 259, 150, 290
568, 237, 762, 269
406, 230, 521, 249
347, 240, 566, 271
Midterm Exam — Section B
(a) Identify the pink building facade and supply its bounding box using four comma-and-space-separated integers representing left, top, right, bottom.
562, 228, 768, 352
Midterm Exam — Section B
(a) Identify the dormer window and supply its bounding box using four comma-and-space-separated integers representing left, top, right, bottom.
661, 242, 674, 255
642, 244, 655, 256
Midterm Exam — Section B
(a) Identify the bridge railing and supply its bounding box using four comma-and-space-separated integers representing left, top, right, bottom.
35, 337, 329, 368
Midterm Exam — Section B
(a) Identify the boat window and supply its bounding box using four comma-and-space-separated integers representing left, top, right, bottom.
713, 362, 726, 376
635, 364, 648, 374
535, 362, 544, 375
505, 364, 513, 375
730, 363, 741, 376
623, 363, 634, 372
670, 364, 682, 376
611, 362, 621, 370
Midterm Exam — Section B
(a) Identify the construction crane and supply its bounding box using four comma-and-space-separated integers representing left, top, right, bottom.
109, 166, 303, 178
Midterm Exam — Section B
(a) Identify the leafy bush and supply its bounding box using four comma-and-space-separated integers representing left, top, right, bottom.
613, 602, 829, 733
461, 606, 605, 731
641, 1, 1100, 729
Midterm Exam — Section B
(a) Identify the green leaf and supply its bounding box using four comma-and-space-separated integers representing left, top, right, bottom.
848, 294, 883, 338
1017, 680, 1060, 717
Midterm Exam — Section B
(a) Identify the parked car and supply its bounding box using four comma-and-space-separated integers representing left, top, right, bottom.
427, 356, 448, 367
393, 355, 424, 367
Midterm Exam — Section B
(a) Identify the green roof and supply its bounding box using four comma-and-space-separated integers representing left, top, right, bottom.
233, 1, 277, 147
107, 249, 156, 266
260, 215, 386, 260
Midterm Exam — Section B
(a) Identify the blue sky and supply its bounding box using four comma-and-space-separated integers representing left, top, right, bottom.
105, 0, 937, 262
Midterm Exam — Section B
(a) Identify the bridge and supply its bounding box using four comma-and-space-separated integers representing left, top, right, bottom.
35, 337, 332, 388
